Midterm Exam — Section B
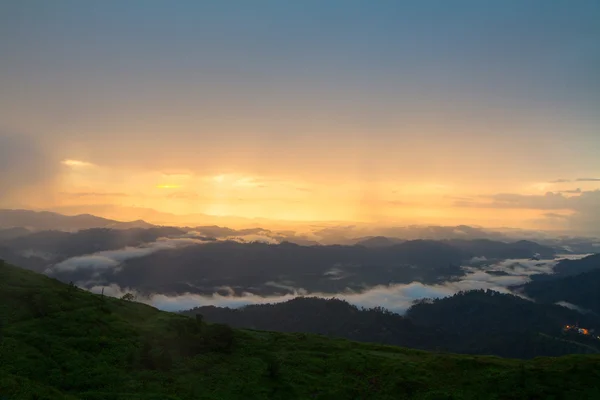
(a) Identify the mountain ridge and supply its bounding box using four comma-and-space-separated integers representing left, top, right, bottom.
0, 209, 154, 231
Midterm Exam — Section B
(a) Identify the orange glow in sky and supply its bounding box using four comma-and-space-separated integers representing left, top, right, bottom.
1, 2, 599, 234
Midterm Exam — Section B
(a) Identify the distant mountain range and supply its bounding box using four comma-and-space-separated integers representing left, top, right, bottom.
2, 208, 599, 252
35, 235, 556, 297
0, 209, 153, 231
0, 208, 597, 299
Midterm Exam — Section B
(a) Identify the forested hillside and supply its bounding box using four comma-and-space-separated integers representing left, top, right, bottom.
185, 293, 600, 359
524, 268, 600, 314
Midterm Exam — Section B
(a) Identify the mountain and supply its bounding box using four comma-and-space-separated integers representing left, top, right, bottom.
40, 235, 561, 296
377, 224, 510, 241
356, 236, 556, 259
2, 261, 600, 399
183, 292, 600, 359
49, 239, 470, 296
0, 209, 154, 231
536, 236, 600, 255
0, 226, 188, 268
551, 253, 600, 278
523, 258, 600, 314
355, 236, 405, 247
48, 204, 327, 229
445, 239, 556, 259
0, 226, 31, 240
183, 297, 447, 352
406, 290, 600, 358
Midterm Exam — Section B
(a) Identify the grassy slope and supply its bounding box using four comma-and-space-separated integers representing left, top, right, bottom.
1, 263, 600, 400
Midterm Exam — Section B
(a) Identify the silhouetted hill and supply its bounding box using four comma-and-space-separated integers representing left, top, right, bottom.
355, 236, 405, 247
0, 209, 154, 231
406, 290, 600, 358
183, 292, 600, 359
552, 253, 600, 278
408, 290, 599, 333
183, 297, 448, 351
524, 267, 600, 314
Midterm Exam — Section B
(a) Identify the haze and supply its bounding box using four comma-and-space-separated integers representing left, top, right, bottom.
1, 1, 599, 233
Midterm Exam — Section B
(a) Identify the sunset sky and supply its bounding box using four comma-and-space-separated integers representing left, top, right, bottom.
1, 1, 599, 233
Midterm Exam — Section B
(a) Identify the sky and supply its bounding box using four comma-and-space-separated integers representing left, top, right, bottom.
1, 1, 599, 233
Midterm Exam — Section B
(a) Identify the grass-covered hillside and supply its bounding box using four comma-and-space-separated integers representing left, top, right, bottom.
1, 262, 600, 399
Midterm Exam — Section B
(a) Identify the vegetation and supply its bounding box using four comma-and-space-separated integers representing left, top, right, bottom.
184, 297, 447, 352
524, 267, 600, 314
2, 261, 600, 399
552, 254, 600, 278
406, 290, 600, 358
184, 292, 600, 359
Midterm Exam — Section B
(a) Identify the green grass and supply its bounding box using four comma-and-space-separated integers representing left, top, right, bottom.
1, 262, 600, 399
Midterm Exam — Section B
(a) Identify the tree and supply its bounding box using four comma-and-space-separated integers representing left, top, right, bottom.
121, 293, 135, 301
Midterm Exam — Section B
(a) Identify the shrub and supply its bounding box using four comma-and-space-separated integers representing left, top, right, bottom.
206, 323, 235, 352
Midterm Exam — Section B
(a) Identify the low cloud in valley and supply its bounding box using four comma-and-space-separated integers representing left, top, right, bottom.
81, 255, 589, 314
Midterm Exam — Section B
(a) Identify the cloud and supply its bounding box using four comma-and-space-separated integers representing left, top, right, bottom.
0, 134, 60, 204
47, 237, 210, 273
264, 281, 307, 293
469, 256, 487, 263
563, 190, 600, 234
46, 232, 281, 275
558, 188, 582, 194
82, 255, 588, 314
547, 178, 600, 184
555, 301, 589, 314
575, 178, 600, 182
455, 190, 600, 234
485, 192, 572, 210
62, 192, 128, 198
166, 191, 201, 200
85, 275, 510, 314
156, 184, 181, 189
61, 159, 95, 168
225, 234, 280, 245
160, 172, 192, 180
387, 200, 412, 206
542, 213, 570, 220
481, 258, 558, 276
